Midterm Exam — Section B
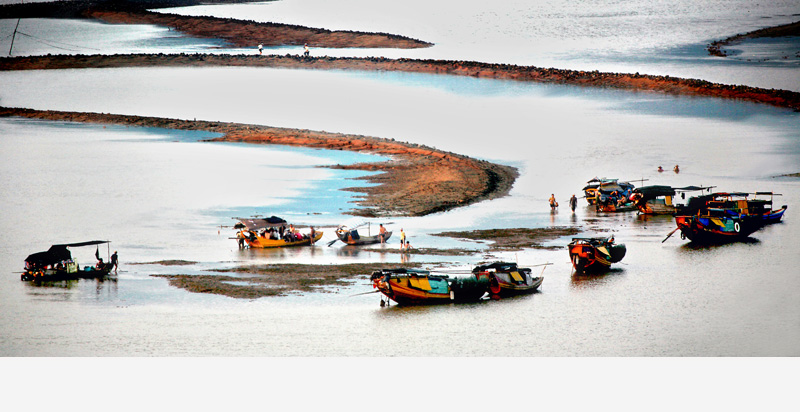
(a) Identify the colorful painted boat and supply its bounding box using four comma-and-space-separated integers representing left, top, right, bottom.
370, 268, 491, 305
472, 261, 545, 296
583, 178, 636, 205
568, 237, 626, 273
21, 240, 113, 281
672, 192, 785, 243
234, 216, 322, 248
331, 223, 392, 246
631, 185, 715, 215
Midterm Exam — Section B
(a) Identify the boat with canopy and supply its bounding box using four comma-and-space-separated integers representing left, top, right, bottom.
21, 240, 113, 281
670, 192, 786, 243
234, 216, 322, 248
630, 185, 715, 215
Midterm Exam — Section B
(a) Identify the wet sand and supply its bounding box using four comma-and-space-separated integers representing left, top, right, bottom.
144, 227, 580, 299
153, 262, 419, 299
708, 20, 800, 57
3, 53, 799, 111
0, 106, 518, 217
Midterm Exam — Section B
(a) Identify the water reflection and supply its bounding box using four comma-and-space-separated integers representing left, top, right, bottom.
570, 268, 625, 289
677, 237, 761, 251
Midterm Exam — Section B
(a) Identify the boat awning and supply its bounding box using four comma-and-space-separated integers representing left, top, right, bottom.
234, 216, 288, 230
633, 185, 676, 200
53, 240, 110, 248
25, 245, 72, 267
25, 241, 109, 267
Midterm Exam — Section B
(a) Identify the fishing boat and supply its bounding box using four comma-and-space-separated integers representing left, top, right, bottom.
21, 240, 113, 281
234, 216, 322, 248
472, 261, 546, 296
583, 178, 636, 205
370, 268, 491, 305
568, 236, 626, 273
329, 222, 392, 246
631, 185, 715, 215
670, 192, 784, 243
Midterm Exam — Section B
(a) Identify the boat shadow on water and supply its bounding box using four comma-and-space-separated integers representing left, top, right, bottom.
677, 236, 761, 251
570, 267, 625, 288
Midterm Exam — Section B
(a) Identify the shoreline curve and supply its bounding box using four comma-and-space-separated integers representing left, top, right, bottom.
0, 106, 518, 218
2, 53, 798, 111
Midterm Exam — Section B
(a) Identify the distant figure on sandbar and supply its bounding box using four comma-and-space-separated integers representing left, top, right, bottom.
549, 194, 558, 210
400, 228, 406, 249
304, 43, 310, 57
674, 165, 680, 173
569, 194, 577, 212
258, 44, 263, 55
658, 166, 664, 172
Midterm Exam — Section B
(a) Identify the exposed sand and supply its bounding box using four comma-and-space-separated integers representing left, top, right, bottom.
0, 106, 518, 217
3, 53, 798, 111
708, 20, 800, 57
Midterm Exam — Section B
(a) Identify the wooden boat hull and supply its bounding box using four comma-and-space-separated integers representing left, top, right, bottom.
675, 215, 763, 243
371, 269, 489, 305
243, 231, 323, 248
762, 206, 787, 223
635, 199, 676, 215
492, 272, 543, 296
21, 264, 112, 281
337, 230, 392, 245
568, 239, 626, 273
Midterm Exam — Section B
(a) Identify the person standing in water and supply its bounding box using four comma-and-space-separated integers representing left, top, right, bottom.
258, 44, 263, 55
399, 228, 406, 249
110, 251, 119, 273
549, 194, 558, 210
303, 43, 310, 57
569, 195, 577, 212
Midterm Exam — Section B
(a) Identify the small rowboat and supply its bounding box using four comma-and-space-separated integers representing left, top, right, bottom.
331, 223, 391, 246
472, 262, 545, 296
568, 237, 626, 273
370, 268, 491, 305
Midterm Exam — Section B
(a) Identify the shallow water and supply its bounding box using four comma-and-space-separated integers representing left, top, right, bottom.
1, 64, 799, 356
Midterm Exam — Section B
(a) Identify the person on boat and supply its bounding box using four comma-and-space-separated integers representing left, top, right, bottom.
549, 194, 558, 210
379, 224, 387, 243
400, 228, 406, 249
658, 166, 664, 172
111, 251, 118, 272
96, 258, 104, 270
569, 194, 577, 212
279, 225, 285, 239
674, 165, 680, 173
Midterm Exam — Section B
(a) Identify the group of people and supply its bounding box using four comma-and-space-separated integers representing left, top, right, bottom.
257, 43, 310, 56
255, 224, 315, 242
550, 194, 579, 212
658, 165, 680, 173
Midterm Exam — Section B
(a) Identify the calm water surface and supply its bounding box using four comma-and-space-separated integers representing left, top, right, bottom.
1, 66, 798, 356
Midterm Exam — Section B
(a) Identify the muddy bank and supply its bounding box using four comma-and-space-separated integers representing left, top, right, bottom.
434, 227, 582, 251
0, 106, 518, 217
0, 0, 430, 49
153, 262, 417, 299
708, 20, 800, 57
3, 53, 798, 111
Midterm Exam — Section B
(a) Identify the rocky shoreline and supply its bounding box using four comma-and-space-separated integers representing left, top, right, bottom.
707, 20, 800, 57
0, 106, 517, 217
3, 53, 798, 111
